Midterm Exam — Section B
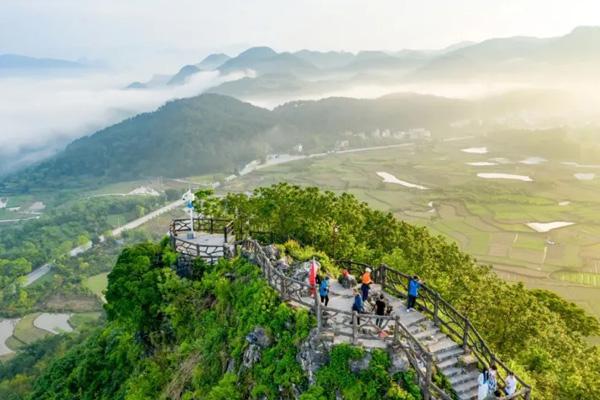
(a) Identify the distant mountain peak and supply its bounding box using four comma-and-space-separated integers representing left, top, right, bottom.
197, 53, 230, 70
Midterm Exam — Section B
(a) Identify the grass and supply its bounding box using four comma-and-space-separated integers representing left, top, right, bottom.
83, 273, 109, 299
12, 313, 51, 345
69, 312, 103, 329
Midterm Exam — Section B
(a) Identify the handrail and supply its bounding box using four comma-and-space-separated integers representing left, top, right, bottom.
239, 240, 454, 400
337, 260, 531, 400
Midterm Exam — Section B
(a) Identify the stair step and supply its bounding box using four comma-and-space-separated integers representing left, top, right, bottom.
449, 371, 479, 386
429, 338, 459, 353
435, 347, 464, 362
409, 327, 440, 339
438, 357, 460, 370
453, 379, 479, 395
440, 366, 464, 378
408, 320, 439, 335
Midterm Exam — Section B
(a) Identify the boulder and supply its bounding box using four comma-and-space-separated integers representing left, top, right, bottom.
263, 244, 280, 261
242, 343, 261, 368
349, 352, 372, 373
339, 273, 357, 289
388, 351, 410, 374
246, 326, 272, 349
297, 328, 332, 384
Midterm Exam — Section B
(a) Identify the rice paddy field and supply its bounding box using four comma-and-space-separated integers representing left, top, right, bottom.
220, 136, 600, 321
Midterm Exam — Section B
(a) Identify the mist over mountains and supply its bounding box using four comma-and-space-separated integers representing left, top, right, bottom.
2, 26, 599, 179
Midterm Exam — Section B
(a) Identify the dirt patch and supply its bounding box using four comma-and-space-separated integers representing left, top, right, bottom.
42, 294, 101, 312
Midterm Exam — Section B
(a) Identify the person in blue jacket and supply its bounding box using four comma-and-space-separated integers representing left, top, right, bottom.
319, 275, 330, 306
407, 275, 422, 312
352, 288, 365, 324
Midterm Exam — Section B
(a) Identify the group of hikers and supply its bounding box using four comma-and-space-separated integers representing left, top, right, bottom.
309, 260, 424, 331
308, 261, 519, 399
478, 365, 518, 399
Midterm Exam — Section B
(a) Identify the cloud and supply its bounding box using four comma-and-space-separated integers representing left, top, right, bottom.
0, 69, 249, 173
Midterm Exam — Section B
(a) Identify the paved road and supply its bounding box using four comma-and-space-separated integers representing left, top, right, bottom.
23, 198, 186, 287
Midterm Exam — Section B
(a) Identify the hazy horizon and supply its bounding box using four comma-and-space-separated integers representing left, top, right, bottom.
2, 0, 600, 73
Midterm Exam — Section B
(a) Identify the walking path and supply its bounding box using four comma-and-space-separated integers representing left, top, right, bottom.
233, 239, 531, 400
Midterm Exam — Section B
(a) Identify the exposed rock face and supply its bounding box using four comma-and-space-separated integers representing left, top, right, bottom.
263, 244, 280, 261
339, 273, 357, 289
242, 326, 272, 369
297, 329, 333, 385
349, 352, 372, 373
242, 344, 261, 368
246, 326, 272, 348
388, 350, 410, 374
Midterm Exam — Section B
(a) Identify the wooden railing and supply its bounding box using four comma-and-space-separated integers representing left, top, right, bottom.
238, 239, 453, 400
169, 217, 235, 264
170, 217, 235, 243
337, 260, 531, 400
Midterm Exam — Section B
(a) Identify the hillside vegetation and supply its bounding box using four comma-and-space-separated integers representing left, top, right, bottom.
4, 184, 598, 399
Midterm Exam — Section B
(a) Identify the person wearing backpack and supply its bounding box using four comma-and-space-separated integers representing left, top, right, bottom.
319, 275, 330, 306
407, 275, 422, 312
352, 288, 365, 324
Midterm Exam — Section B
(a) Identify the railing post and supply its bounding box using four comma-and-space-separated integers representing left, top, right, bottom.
524, 388, 531, 400
210, 218, 214, 234
380, 264, 387, 291
224, 226, 228, 243
315, 291, 322, 333
352, 311, 358, 345
393, 316, 400, 344
424, 354, 433, 400
463, 318, 470, 350
433, 292, 440, 326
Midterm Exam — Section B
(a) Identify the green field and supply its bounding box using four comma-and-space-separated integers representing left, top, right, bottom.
220, 137, 600, 320
83, 273, 109, 299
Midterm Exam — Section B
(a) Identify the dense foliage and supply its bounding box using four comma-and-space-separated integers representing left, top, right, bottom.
23, 240, 418, 399
221, 183, 600, 400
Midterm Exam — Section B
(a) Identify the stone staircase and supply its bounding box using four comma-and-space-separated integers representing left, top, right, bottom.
178, 238, 530, 400
322, 281, 480, 400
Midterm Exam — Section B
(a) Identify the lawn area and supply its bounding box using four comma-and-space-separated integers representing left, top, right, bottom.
83, 272, 109, 299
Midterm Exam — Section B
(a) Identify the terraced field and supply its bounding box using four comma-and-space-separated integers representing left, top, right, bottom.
221, 138, 600, 321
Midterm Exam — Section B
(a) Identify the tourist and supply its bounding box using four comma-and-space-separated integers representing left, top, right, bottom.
375, 293, 386, 328
477, 367, 490, 400
505, 371, 517, 396
407, 275, 422, 312
488, 364, 498, 394
319, 275, 330, 306
352, 288, 365, 324
361, 267, 373, 301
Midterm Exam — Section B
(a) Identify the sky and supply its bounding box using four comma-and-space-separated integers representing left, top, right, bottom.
1, 0, 600, 73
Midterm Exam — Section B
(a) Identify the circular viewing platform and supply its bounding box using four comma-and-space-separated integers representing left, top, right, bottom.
169, 217, 235, 264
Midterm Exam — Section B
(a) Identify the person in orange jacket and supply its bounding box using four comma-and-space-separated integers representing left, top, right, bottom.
361, 267, 373, 301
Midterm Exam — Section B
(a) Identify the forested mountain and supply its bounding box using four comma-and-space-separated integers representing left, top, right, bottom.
1, 93, 476, 191
4, 87, 590, 192
3, 185, 599, 399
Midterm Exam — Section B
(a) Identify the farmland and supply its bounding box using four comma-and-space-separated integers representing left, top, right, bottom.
220, 133, 600, 320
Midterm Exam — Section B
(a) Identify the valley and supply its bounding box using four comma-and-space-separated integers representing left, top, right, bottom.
217, 132, 600, 321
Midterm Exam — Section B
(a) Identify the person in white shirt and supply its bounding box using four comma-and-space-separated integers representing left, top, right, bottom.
477, 367, 490, 400
505, 372, 517, 396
